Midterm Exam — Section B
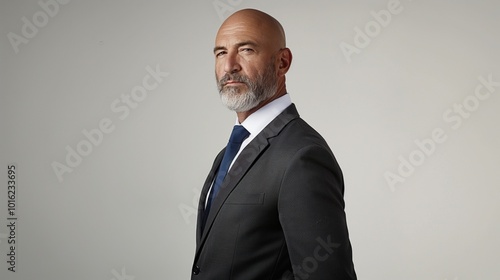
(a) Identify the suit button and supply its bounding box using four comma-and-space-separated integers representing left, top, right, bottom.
192, 265, 200, 275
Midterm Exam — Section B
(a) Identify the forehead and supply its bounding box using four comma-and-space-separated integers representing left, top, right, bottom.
215, 20, 268, 48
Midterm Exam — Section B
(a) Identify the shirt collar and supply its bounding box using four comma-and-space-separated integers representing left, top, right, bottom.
238, 93, 292, 138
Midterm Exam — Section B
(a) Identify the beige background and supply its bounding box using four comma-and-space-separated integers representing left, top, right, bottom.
1, 0, 499, 279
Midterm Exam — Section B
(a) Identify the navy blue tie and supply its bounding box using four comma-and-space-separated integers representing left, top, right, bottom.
205, 125, 250, 216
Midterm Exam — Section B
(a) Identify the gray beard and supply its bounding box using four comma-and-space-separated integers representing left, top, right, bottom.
217, 64, 278, 112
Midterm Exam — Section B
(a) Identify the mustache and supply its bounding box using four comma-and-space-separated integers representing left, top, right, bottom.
218, 73, 251, 87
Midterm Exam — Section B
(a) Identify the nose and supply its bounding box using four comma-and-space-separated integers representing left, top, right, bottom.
224, 52, 241, 74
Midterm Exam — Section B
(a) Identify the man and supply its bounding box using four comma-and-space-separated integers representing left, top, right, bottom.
192, 8, 357, 280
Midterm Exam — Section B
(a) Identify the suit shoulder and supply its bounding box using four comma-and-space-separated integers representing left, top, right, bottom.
266, 117, 338, 163
280, 118, 330, 147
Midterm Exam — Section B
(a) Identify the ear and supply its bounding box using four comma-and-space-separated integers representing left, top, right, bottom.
277, 48, 292, 76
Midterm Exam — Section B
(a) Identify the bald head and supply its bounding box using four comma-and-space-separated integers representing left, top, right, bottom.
217, 9, 286, 50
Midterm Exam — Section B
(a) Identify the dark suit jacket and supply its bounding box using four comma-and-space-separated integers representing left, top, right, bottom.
192, 104, 357, 280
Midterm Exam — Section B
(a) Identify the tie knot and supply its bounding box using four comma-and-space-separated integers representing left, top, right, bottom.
229, 125, 250, 144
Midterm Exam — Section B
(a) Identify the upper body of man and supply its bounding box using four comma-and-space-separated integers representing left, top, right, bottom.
192, 8, 357, 280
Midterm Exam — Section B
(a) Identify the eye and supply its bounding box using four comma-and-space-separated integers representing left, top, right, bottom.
215, 51, 227, 58
240, 48, 254, 53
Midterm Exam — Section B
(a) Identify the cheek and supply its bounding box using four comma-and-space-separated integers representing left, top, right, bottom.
247, 60, 270, 76
215, 69, 224, 81
215, 61, 227, 78
241, 62, 258, 77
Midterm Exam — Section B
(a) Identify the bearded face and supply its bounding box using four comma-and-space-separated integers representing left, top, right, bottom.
216, 61, 278, 112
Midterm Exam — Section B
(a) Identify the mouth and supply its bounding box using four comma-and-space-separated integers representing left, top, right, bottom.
224, 80, 245, 86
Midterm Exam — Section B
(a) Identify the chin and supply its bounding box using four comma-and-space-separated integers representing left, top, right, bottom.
221, 96, 259, 113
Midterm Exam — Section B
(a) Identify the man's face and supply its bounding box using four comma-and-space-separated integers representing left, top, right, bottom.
214, 20, 279, 112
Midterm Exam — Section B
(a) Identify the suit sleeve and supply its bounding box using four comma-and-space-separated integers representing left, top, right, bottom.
278, 145, 357, 280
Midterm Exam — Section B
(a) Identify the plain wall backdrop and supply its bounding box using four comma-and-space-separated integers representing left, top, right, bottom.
1, 0, 499, 279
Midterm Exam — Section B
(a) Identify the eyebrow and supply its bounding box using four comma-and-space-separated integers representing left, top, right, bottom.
213, 41, 259, 53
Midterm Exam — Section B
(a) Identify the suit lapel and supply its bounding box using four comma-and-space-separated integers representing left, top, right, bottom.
195, 104, 300, 256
